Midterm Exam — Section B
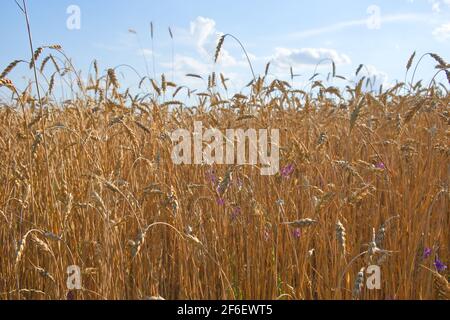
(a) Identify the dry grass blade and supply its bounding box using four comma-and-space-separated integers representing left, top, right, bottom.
186, 73, 203, 79
282, 218, 318, 228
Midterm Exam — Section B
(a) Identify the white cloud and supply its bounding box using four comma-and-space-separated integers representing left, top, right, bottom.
188, 16, 245, 68
433, 23, 450, 41
168, 54, 210, 75
157, 54, 209, 91
428, 0, 450, 13
430, 0, 441, 12
190, 16, 217, 58
155, 16, 255, 93
272, 47, 351, 69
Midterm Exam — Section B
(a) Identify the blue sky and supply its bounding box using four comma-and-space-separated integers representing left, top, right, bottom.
1, 0, 450, 96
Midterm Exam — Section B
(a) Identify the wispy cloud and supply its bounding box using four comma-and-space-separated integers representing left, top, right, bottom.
432, 22, 450, 41
271, 47, 351, 69
286, 13, 431, 40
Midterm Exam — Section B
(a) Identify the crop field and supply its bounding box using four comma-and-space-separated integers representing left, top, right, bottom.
0, 1, 449, 301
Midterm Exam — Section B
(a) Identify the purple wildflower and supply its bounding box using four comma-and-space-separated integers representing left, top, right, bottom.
280, 164, 295, 178
375, 162, 386, 170
423, 247, 432, 259
231, 207, 241, 221
217, 198, 225, 206
434, 258, 447, 272
67, 290, 75, 300
292, 228, 301, 239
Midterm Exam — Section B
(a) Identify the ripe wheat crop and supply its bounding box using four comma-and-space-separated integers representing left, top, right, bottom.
0, 6, 448, 300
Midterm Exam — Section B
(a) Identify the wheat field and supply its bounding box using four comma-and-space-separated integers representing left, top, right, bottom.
0, 16, 449, 300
